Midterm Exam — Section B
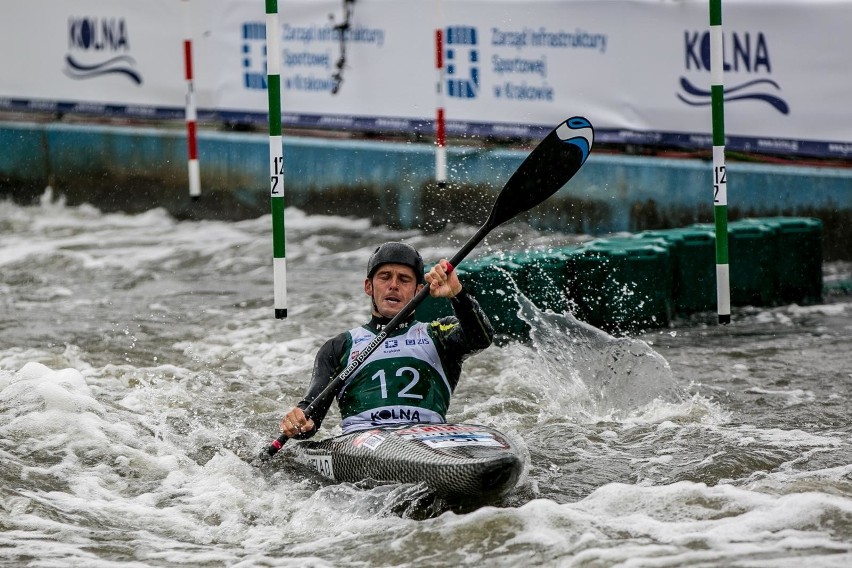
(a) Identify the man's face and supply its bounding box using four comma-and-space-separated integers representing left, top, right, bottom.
365, 263, 421, 318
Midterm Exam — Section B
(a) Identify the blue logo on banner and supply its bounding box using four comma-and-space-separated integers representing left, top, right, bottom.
242, 23, 267, 90
65, 17, 142, 85
446, 26, 479, 99
678, 30, 788, 114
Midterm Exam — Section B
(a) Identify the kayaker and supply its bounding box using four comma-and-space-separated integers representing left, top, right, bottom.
278, 241, 494, 439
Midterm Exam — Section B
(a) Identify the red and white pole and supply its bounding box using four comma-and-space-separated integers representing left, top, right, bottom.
182, 0, 201, 200
434, 20, 447, 187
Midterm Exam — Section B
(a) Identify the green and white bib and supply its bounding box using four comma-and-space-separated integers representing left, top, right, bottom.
337, 322, 453, 433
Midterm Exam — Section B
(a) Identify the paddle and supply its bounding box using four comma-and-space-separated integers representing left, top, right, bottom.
259, 116, 594, 462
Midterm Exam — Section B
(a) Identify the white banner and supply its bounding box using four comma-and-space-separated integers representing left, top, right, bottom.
0, 0, 192, 117
209, 0, 435, 129
2, 0, 851, 158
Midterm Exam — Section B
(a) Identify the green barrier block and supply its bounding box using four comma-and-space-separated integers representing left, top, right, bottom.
738, 217, 823, 304
694, 222, 775, 307
414, 267, 467, 322
729, 222, 775, 306
670, 228, 717, 314
510, 248, 575, 313
635, 230, 685, 315
639, 228, 716, 315
414, 296, 450, 322
414, 295, 450, 322
570, 238, 672, 332
567, 246, 627, 331
458, 256, 529, 340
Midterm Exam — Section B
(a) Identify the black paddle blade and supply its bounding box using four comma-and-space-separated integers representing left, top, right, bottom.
488, 116, 594, 229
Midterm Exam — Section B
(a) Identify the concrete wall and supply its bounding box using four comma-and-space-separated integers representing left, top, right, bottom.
2, 120, 850, 259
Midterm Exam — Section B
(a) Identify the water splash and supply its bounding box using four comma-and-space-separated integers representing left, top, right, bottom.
515, 290, 687, 421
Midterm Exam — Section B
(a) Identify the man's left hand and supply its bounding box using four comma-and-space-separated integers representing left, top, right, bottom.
425, 259, 463, 299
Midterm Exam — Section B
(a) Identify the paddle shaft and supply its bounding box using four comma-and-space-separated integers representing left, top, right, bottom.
261, 116, 594, 460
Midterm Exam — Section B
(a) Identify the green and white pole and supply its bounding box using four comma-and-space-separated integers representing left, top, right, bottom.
710, 0, 730, 325
266, 0, 287, 319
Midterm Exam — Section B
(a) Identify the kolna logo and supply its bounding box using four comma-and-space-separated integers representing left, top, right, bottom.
370, 408, 421, 422
65, 17, 142, 85
678, 30, 788, 115
445, 26, 479, 99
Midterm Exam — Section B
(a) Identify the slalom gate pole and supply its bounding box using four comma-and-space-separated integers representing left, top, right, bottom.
266, 0, 287, 319
181, 0, 201, 200
710, 0, 731, 325
434, 2, 447, 188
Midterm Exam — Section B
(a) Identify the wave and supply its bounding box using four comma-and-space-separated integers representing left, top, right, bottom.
677, 77, 789, 114
64, 54, 143, 85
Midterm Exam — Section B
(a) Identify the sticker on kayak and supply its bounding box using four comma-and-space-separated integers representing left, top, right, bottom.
411, 432, 506, 448
399, 425, 506, 448
395, 424, 487, 435
352, 429, 386, 451
307, 454, 335, 479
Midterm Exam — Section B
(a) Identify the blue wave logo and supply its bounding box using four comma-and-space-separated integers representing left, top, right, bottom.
677, 77, 788, 115
679, 30, 788, 115
64, 55, 142, 85
556, 116, 594, 165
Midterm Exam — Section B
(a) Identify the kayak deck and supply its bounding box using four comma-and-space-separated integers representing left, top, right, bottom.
293, 423, 524, 500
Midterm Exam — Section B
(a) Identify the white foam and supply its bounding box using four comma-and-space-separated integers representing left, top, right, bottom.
284, 207, 372, 232
3, 198, 851, 566
464, 481, 852, 565
744, 387, 816, 406
1, 360, 300, 564
788, 302, 848, 317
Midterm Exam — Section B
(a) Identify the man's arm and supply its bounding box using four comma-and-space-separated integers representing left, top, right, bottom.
448, 287, 494, 351
428, 287, 494, 392
424, 258, 494, 351
280, 332, 349, 439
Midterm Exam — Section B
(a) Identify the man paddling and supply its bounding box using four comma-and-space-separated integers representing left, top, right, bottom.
278, 242, 494, 439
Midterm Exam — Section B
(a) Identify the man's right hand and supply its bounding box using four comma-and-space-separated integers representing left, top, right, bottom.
279, 407, 316, 438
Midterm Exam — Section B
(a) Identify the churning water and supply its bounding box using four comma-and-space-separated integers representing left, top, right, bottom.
2, 196, 851, 567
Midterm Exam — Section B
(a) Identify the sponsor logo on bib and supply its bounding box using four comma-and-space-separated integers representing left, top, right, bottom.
370, 407, 421, 423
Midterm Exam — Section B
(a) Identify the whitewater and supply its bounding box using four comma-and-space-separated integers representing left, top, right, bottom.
2, 196, 851, 567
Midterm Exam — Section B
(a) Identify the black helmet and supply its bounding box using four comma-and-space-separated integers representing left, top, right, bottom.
367, 242, 424, 282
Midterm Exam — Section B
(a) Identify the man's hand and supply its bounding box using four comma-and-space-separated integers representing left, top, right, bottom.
425, 259, 463, 299
279, 407, 315, 438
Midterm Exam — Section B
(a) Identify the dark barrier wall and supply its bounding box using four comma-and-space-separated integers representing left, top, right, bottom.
1, 121, 850, 259
417, 219, 826, 338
